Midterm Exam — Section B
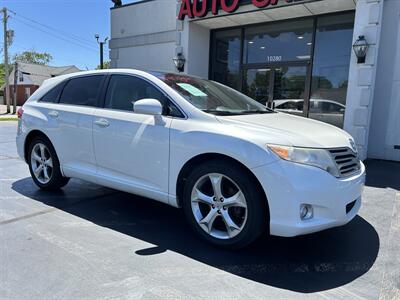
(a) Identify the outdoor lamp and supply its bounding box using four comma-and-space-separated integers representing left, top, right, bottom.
173, 53, 186, 72
353, 35, 369, 64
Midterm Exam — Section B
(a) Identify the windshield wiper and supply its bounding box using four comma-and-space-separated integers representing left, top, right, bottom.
202, 109, 275, 116
240, 110, 274, 114
202, 110, 242, 116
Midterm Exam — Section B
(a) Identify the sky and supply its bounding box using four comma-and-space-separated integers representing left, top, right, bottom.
1, 0, 137, 70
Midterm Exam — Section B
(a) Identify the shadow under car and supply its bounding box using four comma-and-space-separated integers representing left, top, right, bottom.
11, 177, 380, 293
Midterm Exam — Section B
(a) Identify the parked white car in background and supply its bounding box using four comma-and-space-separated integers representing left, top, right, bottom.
16, 69, 366, 249
274, 99, 346, 128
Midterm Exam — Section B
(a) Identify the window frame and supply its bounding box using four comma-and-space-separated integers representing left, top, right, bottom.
100, 73, 186, 119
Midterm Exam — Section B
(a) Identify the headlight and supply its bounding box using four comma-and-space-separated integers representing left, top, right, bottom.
267, 144, 340, 177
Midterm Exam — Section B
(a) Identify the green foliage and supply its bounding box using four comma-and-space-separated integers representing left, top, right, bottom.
0, 63, 5, 89
13, 50, 53, 65
96, 61, 110, 70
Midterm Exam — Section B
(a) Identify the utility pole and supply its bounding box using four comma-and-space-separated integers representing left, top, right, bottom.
2, 7, 10, 113
95, 34, 108, 69
13, 61, 17, 114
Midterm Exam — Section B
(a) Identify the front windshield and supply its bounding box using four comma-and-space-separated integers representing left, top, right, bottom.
152, 72, 273, 115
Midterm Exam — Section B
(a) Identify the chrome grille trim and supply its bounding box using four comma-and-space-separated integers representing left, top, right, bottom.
328, 147, 361, 178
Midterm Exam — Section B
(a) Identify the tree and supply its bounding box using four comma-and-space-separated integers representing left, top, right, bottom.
13, 50, 53, 65
96, 61, 110, 70
0, 63, 5, 91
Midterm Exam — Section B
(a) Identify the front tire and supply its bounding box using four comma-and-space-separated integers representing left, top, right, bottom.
28, 137, 69, 190
182, 160, 268, 249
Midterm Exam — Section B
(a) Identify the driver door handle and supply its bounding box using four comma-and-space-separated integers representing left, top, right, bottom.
94, 118, 110, 128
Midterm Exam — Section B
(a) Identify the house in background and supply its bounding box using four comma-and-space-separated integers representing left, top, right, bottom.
1, 62, 80, 105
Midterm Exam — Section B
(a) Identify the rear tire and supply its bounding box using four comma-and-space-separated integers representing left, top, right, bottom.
28, 136, 69, 190
182, 159, 268, 249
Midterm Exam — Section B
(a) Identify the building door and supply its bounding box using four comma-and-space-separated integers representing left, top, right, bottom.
242, 63, 310, 117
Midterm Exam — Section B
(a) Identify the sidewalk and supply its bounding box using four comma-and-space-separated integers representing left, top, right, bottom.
0, 104, 20, 121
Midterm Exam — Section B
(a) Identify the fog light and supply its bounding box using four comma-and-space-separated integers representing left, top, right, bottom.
300, 204, 313, 220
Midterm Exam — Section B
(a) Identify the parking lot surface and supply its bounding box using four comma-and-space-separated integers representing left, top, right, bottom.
1, 121, 399, 300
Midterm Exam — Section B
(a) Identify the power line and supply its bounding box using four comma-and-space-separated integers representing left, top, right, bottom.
11, 15, 98, 51
10, 16, 98, 53
7, 8, 98, 48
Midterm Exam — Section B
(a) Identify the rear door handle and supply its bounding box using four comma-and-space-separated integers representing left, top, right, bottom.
48, 110, 59, 118
94, 118, 110, 128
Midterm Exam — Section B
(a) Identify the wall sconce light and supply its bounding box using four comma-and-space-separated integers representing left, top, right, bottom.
173, 53, 186, 73
353, 35, 369, 64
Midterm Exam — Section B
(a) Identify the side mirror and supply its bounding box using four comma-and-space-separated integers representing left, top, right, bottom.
133, 98, 162, 116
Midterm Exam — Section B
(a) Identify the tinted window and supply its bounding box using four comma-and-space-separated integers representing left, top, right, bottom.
40, 82, 64, 103
105, 75, 167, 112
277, 101, 303, 111
243, 19, 313, 64
321, 102, 344, 113
211, 29, 241, 90
59, 76, 104, 106
242, 68, 270, 105
309, 13, 355, 127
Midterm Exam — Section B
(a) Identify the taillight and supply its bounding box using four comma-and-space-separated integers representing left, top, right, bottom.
17, 108, 24, 119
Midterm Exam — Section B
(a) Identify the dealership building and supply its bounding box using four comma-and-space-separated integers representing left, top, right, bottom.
109, 0, 400, 162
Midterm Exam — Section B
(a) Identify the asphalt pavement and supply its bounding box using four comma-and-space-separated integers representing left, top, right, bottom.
0, 121, 399, 300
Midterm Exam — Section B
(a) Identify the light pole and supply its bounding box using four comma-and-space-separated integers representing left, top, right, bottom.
95, 34, 108, 69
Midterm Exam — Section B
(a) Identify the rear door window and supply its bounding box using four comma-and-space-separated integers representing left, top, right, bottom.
59, 75, 105, 107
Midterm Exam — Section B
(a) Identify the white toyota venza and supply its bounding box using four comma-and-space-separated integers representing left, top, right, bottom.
16, 69, 366, 248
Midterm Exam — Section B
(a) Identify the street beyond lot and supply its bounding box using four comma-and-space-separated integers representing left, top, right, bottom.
0, 121, 399, 300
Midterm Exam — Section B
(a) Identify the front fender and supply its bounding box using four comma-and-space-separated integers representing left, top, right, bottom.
168, 118, 279, 206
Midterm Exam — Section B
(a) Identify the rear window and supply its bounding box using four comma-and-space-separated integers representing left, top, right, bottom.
40, 83, 65, 103
59, 75, 104, 107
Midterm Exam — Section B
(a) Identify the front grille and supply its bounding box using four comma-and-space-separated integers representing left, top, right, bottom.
329, 148, 361, 178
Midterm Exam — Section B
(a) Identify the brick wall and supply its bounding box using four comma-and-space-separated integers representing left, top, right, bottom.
3, 85, 39, 106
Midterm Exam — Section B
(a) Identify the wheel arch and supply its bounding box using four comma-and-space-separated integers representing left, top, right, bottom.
175, 153, 270, 216
24, 130, 52, 163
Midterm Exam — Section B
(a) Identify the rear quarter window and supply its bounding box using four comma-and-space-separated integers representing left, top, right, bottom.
40, 82, 65, 103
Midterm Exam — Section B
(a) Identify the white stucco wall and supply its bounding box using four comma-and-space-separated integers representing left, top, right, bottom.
180, 21, 210, 77
343, 0, 385, 160
368, 0, 400, 161
109, 0, 177, 71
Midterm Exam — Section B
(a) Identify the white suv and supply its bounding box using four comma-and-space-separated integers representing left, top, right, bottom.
16, 69, 366, 249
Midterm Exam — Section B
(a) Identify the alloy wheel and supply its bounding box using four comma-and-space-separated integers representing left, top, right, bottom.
30, 143, 53, 184
191, 173, 248, 239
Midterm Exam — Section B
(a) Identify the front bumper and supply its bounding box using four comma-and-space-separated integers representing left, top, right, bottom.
252, 159, 366, 237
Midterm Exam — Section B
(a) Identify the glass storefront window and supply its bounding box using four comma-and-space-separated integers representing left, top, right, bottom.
243, 19, 313, 64
211, 29, 241, 90
210, 12, 355, 127
273, 66, 307, 103
309, 13, 355, 128
242, 69, 271, 105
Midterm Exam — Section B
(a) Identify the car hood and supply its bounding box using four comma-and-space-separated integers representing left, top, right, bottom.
216, 112, 354, 149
